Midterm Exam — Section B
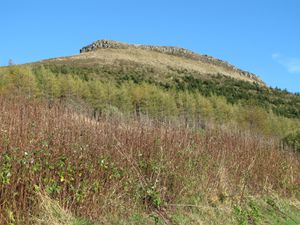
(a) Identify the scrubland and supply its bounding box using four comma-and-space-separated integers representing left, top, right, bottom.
0, 96, 299, 224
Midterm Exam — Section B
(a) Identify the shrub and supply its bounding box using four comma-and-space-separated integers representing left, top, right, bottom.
283, 130, 300, 152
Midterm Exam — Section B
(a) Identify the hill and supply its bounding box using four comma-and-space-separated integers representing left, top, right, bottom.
0, 40, 299, 224
44, 39, 264, 85
0, 40, 300, 135
0, 40, 295, 120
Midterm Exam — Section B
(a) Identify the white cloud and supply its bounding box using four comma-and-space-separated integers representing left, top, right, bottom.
272, 53, 300, 74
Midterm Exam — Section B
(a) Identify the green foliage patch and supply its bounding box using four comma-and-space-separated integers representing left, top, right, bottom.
283, 130, 300, 152
0, 65, 300, 139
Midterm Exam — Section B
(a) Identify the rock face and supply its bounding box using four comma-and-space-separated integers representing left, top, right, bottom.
80, 40, 129, 52
80, 39, 264, 85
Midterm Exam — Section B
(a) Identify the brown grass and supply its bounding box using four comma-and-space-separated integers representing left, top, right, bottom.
44, 47, 259, 83
33, 192, 74, 225
0, 96, 299, 224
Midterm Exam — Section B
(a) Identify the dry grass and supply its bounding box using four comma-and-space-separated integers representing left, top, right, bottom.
43, 47, 258, 83
33, 192, 74, 225
0, 96, 299, 224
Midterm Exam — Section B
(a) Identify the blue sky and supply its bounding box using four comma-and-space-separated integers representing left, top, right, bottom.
1, 0, 300, 92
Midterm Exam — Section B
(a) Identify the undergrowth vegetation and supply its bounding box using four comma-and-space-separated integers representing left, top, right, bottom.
0, 96, 299, 224
283, 130, 300, 153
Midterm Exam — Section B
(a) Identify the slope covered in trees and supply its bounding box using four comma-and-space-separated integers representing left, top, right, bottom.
0, 64, 299, 138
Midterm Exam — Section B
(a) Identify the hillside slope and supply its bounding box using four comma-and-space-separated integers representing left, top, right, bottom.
0, 41, 299, 224
41, 39, 264, 85
0, 40, 300, 121
0, 96, 299, 224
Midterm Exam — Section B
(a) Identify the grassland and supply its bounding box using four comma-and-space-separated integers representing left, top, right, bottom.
43, 47, 262, 84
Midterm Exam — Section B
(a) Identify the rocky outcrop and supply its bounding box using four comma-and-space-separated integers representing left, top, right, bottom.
80, 40, 264, 85
80, 40, 130, 52
80, 40, 201, 58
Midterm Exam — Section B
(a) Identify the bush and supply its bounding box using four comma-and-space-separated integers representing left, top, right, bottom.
283, 130, 300, 152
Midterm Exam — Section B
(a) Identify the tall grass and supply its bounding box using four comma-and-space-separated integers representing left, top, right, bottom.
0, 96, 299, 224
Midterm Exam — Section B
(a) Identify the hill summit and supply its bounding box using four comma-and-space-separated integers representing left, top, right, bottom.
78, 39, 264, 85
